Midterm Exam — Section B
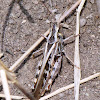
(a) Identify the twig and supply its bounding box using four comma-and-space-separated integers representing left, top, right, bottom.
0, 94, 28, 100
40, 72, 100, 100
74, 0, 86, 100
63, 35, 74, 42
9, 29, 50, 71
57, 0, 82, 23
0, 70, 11, 100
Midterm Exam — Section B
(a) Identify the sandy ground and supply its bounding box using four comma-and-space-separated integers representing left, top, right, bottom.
0, 0, 100, 100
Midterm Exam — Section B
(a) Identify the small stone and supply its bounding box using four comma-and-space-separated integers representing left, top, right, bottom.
85, 93, 89, 96
28, 84, 31, 87
87, 29, 91, 34
46, 19, 51, 24
59, 93, 64, 98
86, 13, 93, 19
0, 52, 4, 58
50, 9, 58, 14
96, 0, 100, 14
25, 4, 31, 10
55, 14, 61, 22
80, 18, 87, 27
22, 20, 27, 24
91, 35, 95, 38
32, 0, 38, 4
93, 70, 96, 74
9, 19, 14, 24
90, 0, 95, 4
98, 25, 100, 32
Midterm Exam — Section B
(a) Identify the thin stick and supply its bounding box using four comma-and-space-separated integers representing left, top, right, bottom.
40, 72, 100, 100
0, 94, 28, 100
63, 35, 74, 42
74, 0, 86, 100
9, 29, 50, 71
57, 0, 82, 23
0, 70, 11, 100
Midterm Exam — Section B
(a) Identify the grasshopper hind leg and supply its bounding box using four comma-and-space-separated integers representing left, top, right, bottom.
31, 61, 42, 92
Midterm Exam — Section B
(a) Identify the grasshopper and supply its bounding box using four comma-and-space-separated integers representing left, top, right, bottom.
31, 23, 78, 99
31, 22, 65, 98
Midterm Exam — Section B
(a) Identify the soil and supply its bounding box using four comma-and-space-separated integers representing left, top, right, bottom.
0, 0, 100, 100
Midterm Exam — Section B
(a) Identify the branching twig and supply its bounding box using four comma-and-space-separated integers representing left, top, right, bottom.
74, 0, 86, 100
40, 72, 100, 100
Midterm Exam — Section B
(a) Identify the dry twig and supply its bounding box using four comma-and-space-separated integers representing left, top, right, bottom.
40, 72, 100, 100
57, 0, 82, 23
0, 94, 28, 100
0, 70, 11, 100
74, 0, 86, 100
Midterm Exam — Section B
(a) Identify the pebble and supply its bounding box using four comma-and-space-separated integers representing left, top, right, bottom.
50, 9, 58, 14
87, 29, 91, 34
55, 14, 61, 22
96, 0, 100, 14
85, 93, 89, 96
21, 20, 27, 24
90, 0, 95, 4
32, 0, 38, 4
9, 19, 14, 24
91, 35, 95, 38
46, 19, 51, 24
86, 13, 93, 19
80, 18, 87, 27
98, 25, 100, 32
59, 93, 65, 98
0, 52, 4, 58
28, 84, 31, 87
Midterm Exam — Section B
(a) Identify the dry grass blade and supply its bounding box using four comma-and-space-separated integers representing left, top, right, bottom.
9, 29, 50, 71
74, 0, 86, 100
0, 70, 11, 100
40, 72, 100, 100
0, 94, 28, 100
